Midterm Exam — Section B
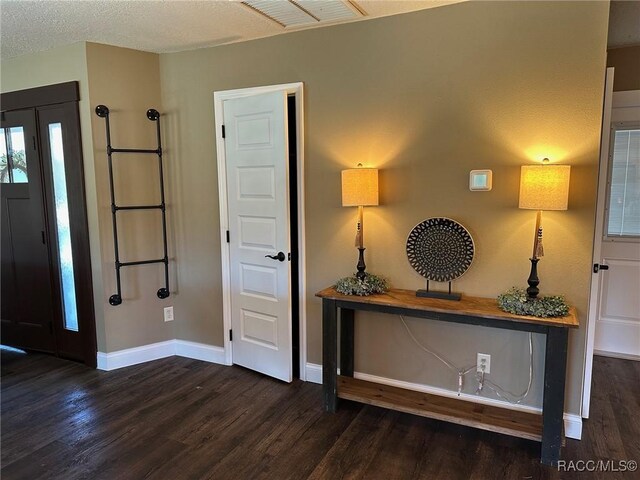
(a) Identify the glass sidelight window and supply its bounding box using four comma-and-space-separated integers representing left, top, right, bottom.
49, 123, 79, 332
0, 126, 28, 183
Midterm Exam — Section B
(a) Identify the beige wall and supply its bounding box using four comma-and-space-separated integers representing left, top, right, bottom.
1, 43, 171, 352
0, 1, 609, 416
607, 45, 640, 91
160, 1, 609, 414
0, 42, 106, 349
85, 43, 173, 351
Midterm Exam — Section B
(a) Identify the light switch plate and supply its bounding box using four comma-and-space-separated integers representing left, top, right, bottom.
469, 169, 492, 191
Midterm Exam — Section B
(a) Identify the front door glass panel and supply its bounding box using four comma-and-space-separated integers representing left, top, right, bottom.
607, 127, 640, 237
1, 127, 28, 183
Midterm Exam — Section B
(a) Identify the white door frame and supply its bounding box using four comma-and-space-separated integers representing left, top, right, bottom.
213, 82, 307, 380
582, 67, 614, 418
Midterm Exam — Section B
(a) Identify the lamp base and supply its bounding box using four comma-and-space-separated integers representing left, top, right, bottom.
527, 257, 540, 299
356, 247, 366, 280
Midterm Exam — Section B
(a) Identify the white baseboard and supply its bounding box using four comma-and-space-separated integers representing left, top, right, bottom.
97, 340, 175, 371
305, 362, 323, 384
97, 340, 226, 371
356, 369, 543, 414
305, 363, 582, 440
175, 339, 226, 364
563, 413, 583, 440
594, 349, 640, 362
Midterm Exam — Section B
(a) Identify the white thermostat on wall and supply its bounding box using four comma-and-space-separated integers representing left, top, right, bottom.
469, 170, 493, 191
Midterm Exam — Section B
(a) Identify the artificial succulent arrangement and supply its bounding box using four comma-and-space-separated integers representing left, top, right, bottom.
334, 273, 389, 296
497, 287, 569, 318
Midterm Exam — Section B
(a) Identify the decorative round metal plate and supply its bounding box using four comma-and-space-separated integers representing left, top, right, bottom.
406, 218, 475, 282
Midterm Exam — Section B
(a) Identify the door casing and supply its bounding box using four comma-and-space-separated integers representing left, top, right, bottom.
214, 82, 307, 379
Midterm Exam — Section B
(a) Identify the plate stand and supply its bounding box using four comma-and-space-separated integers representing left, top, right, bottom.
416, 280, 461, 301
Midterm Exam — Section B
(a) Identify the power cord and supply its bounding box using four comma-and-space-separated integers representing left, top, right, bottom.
400, 315, 475, 395
400, 315, 534, 404
475, 332, 533, 405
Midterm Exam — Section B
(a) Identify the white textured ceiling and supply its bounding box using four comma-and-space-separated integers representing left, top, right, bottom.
0, 0, 463, 60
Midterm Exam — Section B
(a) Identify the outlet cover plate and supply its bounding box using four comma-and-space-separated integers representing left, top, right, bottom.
477, 353, 491, 373
164, 306, 174, 322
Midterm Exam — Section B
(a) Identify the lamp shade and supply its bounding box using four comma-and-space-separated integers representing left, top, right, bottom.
341, 168, 379, 207
519, 165, 570, 211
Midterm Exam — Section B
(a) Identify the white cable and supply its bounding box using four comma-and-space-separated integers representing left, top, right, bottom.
400, 315, 534, 404
400, 315, 475, 395
400, 316, 475, 375
476, 333, 534, 405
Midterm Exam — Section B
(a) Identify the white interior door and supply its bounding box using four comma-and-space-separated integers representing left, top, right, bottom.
594, 91, 640, 360
223, 91, 292, 382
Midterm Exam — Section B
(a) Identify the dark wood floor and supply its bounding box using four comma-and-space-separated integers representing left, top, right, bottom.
1, 349, 638, 480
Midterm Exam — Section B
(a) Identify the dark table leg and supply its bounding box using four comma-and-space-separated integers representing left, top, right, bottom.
322, 298, 338, 412
541, 326, 569, 466
340, 308, 355, 377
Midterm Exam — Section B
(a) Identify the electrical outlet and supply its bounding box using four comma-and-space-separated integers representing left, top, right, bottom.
477, 353, 491, 374
164, 306, 174, 322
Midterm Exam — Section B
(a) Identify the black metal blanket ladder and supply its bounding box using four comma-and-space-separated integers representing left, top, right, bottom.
95, 105, 169, 306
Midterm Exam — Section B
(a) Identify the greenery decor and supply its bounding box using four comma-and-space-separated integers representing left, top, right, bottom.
497, 287, 569, 318
335, 273, 389, 296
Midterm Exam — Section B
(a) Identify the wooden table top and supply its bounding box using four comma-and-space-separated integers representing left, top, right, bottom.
316, 287, 579, 329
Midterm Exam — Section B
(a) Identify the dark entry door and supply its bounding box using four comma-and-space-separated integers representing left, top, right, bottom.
2, 82, 96, 366
1, 109, 57, 352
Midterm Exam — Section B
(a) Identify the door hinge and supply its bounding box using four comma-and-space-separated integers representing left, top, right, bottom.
41, 231, 46, 244
33, 136, 37, 150
229, 329, 233, 341
222, 125, 226, 139
226, 230, 230, 243
593, 263, 609, 273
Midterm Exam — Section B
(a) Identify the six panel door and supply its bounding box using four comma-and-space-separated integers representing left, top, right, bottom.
223, 91, 293, 382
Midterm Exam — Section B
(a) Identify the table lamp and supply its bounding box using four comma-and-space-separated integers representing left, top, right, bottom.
342, 164, 379, 280
519, 158, 571, 298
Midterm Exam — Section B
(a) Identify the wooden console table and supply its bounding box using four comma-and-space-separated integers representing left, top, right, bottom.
317, 287, 579, 466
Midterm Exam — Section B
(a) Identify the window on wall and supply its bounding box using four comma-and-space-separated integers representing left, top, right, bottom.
607, 126, 640, 237
0, 126, 28, 183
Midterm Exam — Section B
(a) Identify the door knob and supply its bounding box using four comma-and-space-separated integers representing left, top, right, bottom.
265, 252, 286, 262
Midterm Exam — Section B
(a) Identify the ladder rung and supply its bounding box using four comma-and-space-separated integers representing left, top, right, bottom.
119, 258, 166, 268
115, 204, 163, 211
110, 147, 160, 154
